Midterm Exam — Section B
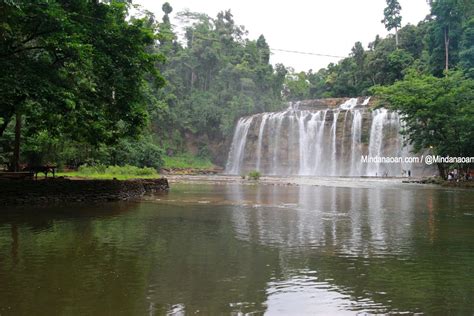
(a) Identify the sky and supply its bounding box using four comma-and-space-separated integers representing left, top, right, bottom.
133, 0, 430, 72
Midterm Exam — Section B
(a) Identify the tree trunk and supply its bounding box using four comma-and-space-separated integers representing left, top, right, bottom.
395, 26, 399, 48
13, 112, 21, 172
444, 27, 449, 75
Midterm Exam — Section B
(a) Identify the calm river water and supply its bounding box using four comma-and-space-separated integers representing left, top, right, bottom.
1, 180, 473, 315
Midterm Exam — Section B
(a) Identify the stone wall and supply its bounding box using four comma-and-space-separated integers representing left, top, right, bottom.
0, 178, 169, 206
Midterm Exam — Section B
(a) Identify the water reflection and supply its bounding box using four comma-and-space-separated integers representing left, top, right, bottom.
0, 183, 473, 315
229, 185, 418, 256
226, 184, 474, 314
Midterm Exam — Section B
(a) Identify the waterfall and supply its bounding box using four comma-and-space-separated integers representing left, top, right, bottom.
350, 110, 362, 176
362, 96, 371, 106
297, 110, 309, 174
225, 116, 254, 174
226, 99, 425, 177
314, 110, 328, 175
330, 111, 340, 176
367, 109, 388, 176
298, 110, 328, 175
271, 112, 285, 175
256, 113, 269, 171
340, 110, 350, 175
339, 98, 358, 110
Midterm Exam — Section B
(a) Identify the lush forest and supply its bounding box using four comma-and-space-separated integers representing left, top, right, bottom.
285, 0, 474, 99
0, 0, 473, 176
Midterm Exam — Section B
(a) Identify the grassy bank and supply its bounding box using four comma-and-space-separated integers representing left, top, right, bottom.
163, 154, 214, 170
57, 165, 159, 180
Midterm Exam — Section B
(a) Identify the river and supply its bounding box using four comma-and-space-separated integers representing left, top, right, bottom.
0, 178, 473, 314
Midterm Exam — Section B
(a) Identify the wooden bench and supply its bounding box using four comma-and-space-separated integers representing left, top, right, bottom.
25, 165, 57, 179
0, 172, 34, 180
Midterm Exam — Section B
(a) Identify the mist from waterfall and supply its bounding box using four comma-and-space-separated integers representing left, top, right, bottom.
225, 98, 417, 177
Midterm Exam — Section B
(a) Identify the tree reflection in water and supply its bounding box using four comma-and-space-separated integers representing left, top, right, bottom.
0, 184, 472, 315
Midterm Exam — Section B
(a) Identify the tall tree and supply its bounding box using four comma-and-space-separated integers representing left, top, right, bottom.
0, 0, 164, 169
382, 0, 402, 47
459, 16, 474, 78
429, 0, 463, 75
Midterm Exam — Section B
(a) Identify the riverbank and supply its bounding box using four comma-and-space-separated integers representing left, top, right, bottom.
403, 177, 474, 188
160, 166, 224, 175
0, 178, 169, 206
166, 174, 424, 188
165, 174, 474, 190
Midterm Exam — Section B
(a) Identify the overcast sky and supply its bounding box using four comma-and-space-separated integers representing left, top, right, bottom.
134, 0, 430, 72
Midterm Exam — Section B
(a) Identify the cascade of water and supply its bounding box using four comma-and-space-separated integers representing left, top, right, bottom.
340, 110, 350, 175
314, 110, 328, 175
298, 110, 321, 175
297, 110, 308, 174
339, 98, 358, 110
350, 110, 362, 176
367, 109, 388, 176
330, 110, 340, 176
361, 96, 371, 106
225, 116, 254, 174
225, 102, 423, 177
271, 112, 286, 175
256, 113, 269, 171
288, 109, 299, 174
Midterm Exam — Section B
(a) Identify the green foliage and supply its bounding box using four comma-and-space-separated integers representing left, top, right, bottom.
247, 170, 261, 180
1, 0, 473, 172
152, 8, 284, 156
285, 71, 310, 101
57, 164, 158, 179
78, 164, 157, 176
373, 70, 474, 176
382, 0, 402, 33
0, 0, 165, 168
427, 0, 466, 75
292, 0, 472, 98
110, 138, 164, 170
162, 153, 214, 169
459, 17, 474, 78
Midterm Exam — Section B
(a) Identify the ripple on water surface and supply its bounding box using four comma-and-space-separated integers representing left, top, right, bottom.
0, 182, 473, 315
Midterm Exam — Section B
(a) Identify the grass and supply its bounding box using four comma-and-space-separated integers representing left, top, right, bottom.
163, 153, 214, 169
57, 164, 159, 180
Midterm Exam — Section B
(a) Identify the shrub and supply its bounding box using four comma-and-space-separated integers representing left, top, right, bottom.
113, 138, 164, 170
247, 170, 261, 180
163, 153, 213, 169
78, 164, 157, 176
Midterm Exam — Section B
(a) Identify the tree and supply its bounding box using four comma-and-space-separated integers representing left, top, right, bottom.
374, 70, 474, 177
459, 16, 474, 78
429, 0, 463, 75
160, 2, 173, 42
162, 2, 172, 20
0, 1, 165, 169
256, 35, 270, 64
284, 70, 310, 100
152, 9, 284, 146
382, 0, 402, 47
